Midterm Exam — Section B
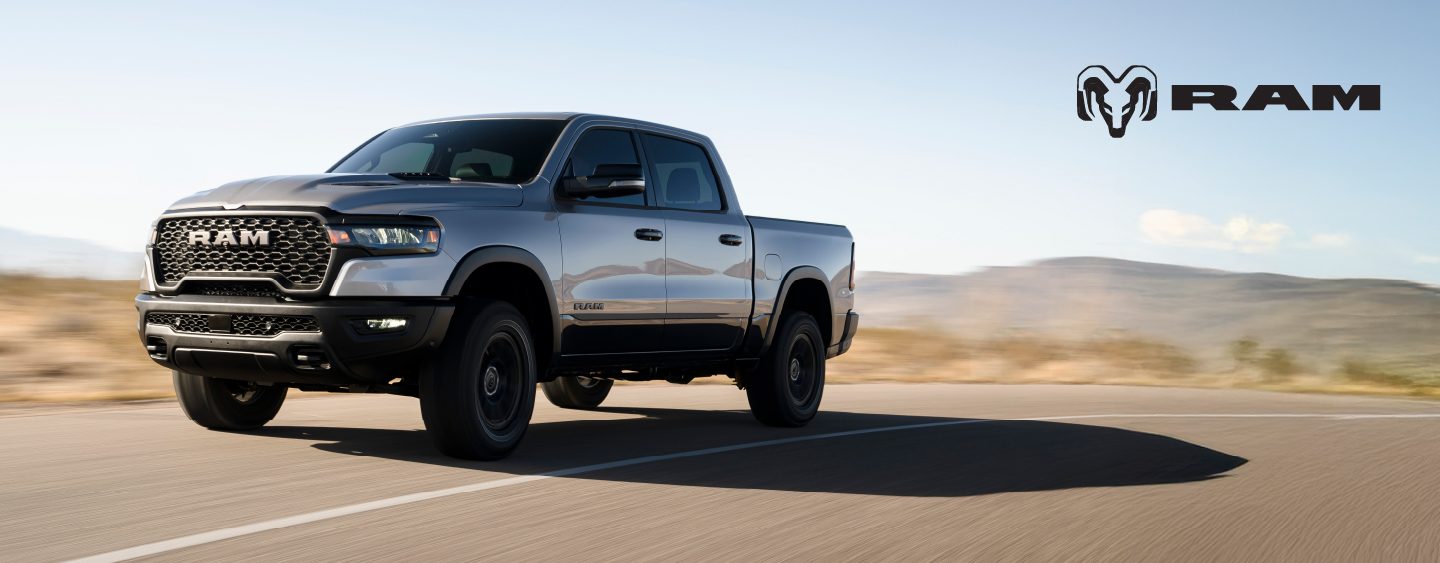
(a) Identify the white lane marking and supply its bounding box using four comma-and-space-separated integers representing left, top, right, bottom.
1034, 413, 1440, 421
67, 412, 1440, 563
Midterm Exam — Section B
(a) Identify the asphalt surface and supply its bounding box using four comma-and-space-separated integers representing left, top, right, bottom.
5, 383, 1440, 562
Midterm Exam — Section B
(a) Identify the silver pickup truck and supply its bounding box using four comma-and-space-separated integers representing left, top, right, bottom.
136, 113, 857, 459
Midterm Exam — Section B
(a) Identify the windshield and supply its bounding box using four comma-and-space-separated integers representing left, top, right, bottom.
330, 119, 566, 183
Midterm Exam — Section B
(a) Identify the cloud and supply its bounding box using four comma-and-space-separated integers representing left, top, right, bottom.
1139, 209, 1292, 254
1415, 254, 1440, 265
1308, 233, 1352, 249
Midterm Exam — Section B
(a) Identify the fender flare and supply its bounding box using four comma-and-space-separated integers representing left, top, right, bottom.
762, 265, 833, 351
443, 245, 561, 355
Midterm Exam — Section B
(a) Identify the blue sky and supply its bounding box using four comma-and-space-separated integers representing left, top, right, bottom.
0, 1, 1435, 280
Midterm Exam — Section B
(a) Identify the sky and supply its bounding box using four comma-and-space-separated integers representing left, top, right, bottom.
0, 0, 1436, 281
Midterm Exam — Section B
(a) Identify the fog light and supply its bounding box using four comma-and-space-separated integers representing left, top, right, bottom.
365, 318, 408, 331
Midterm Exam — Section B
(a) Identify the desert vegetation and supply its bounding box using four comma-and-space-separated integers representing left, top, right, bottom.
2, 275, 1438, 402
0, 276, 170, 401
828, 327, 1440, 397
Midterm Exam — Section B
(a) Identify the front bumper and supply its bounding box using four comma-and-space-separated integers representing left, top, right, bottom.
136, 293, 454, 386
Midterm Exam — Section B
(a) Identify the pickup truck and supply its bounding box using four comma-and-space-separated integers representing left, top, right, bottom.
136, 113, 857, 460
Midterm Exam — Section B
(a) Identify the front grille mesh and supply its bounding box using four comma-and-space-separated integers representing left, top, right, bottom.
146, 312, 321, 336
233, 314, 320, 335
154, 216, 332, 288
146, 313, 210, 334
187, 281, 286, 299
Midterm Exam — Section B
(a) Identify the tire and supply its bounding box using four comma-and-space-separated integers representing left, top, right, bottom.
421, 299, 537, 460
746, 311, 826, 427
173, 371, 287, 430
541, 376, 613, 409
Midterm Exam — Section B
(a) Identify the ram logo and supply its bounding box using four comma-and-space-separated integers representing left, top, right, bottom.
1076, 65, 1158, 138
573, 302, 605, 311
188, 230, 271, 246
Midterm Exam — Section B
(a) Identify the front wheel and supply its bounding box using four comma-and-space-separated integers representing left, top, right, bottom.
745, 312, 826, 427
421, 300, 537, 460
173, 371, 287, 430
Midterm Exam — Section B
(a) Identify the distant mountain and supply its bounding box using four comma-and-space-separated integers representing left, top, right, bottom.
858, 257, 1440, 370
0, 227, 142, 280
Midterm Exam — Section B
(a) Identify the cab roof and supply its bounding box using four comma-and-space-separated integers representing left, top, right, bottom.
397, 113, 710, 143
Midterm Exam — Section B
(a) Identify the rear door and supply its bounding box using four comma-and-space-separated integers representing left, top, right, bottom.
639, 133, 752, 351
555, 128, 667, 355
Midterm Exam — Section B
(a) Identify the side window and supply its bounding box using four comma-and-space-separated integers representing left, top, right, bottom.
564, 129, 644, 206
354, 142, 433, 173
640, 134, 722, 211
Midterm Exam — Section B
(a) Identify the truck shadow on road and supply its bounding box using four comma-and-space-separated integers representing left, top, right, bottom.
257, 406, 1247, 498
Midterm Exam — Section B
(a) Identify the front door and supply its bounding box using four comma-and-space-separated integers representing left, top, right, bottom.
556, 128, 667, 355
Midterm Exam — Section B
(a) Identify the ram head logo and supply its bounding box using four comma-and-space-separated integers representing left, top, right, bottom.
1076, 65, 1158, 138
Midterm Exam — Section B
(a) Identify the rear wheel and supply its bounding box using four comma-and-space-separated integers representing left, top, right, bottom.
746, 312, 826, 427
421, 300, 537, 460
173, 371, 287, 430
541, 376, 613, 409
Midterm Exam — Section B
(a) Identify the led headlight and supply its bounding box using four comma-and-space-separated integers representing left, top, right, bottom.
327, 225, 440, 255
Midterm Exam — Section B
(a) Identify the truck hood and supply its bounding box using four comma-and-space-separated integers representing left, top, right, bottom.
166, 174, 526, 214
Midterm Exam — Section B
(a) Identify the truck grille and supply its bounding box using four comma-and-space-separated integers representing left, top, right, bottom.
153, 216, 333, 288
146, 312, 321, 336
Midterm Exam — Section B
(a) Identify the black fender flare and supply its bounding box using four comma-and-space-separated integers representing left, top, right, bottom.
762, 266, 833, 352
443, 245, 560, 355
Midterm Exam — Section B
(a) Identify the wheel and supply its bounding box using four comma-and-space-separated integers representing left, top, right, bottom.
541, 376, 613, 409
746, 311, 826, 427
173, 371, 288, 430
421, 299, 537, 460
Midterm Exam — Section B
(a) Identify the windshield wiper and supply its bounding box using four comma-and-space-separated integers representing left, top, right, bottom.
388, 172, 455, 182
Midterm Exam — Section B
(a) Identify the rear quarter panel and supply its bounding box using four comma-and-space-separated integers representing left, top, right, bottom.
748, 216, 855, 350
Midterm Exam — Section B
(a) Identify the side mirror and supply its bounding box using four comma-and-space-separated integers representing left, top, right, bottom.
562, 163, 645, 199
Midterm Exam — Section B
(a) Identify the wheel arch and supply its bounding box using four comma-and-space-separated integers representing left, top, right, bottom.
763, 266, 834, 353
443, 246, 560, 367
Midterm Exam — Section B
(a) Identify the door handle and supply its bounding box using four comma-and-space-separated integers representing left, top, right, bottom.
719, 234, 744, 246
634, 228, 663, 241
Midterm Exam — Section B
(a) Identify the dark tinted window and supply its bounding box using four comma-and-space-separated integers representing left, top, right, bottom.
564, 129, 644, 206
641, 134, 722, 211
331, 119, 565, 183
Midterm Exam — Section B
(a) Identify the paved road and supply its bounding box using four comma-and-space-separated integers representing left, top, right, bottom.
5, 383, 1440, 562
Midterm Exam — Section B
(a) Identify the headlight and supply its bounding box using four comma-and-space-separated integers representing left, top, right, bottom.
327, 225, 440, 255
